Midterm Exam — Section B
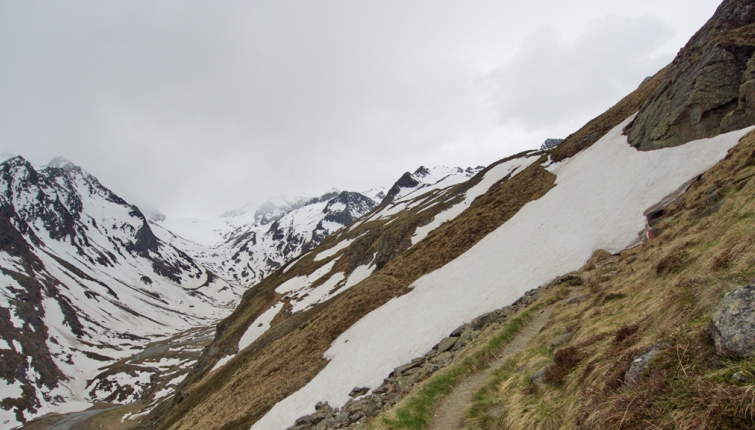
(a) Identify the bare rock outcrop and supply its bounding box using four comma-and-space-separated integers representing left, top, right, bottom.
627, 0, 755, 150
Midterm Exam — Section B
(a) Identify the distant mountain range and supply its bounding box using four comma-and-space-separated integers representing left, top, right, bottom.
0, 152, 484, 427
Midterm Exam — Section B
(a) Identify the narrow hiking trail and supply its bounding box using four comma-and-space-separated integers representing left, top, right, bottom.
430, 289, 581, 430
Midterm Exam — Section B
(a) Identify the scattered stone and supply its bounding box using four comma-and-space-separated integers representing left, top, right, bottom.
550, 332, 572, 351
530, 364, 553, 386
709, 283, 755, 358
556, 272, 583, 286
436, 337, 457, 352
392, 358, 423, 376
567, 295, 587, 305
471, 309, 506, 330
395, 375, 413, 393
335, 411, 349, 424
453, 329, 478, 351
433, 351, 454, 367
449, 324, 469, 337
624, 343, 667, 384
488, 405, 505, 418
348, 387, 369, 398
732, 371, 755, 383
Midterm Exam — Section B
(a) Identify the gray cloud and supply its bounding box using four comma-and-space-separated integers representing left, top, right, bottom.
0, 1, 721, 217
486, 15, 673, 129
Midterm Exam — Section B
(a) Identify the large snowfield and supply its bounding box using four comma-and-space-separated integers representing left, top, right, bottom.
251, 118, 755, 429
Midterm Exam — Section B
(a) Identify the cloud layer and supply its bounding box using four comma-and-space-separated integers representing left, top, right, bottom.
487, 16, 673, 129
0, 1, 720, 217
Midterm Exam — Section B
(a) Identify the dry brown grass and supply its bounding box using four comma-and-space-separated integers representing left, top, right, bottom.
543, 346, 582, 386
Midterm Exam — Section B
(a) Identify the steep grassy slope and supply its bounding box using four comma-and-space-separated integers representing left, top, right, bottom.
423, 128, 755, 430
140, 153, 553, 430
134, 40, 671, 430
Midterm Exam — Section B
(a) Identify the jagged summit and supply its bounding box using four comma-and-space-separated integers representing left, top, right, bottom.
136, 200, 167, 222
385, 165, 484, 203
540, 138, 563, 151
362, 187, 387, 203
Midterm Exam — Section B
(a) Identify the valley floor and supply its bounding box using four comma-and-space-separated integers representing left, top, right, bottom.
18, 326, 216, 430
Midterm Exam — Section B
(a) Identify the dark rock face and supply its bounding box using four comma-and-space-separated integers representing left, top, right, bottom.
709, 283, 755, 358
129, 207, 160, 255
627, 0, 755, 150
322, 192, 377, 227
385, 172, 420, 201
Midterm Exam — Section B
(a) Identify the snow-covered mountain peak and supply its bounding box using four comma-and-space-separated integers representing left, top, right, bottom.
46, 155, 80, 172
362, 187, 387, 203
254, 194, 309, 225
220, 202, 256, 218
386, 165, 485, 202
0, 155, 243, 426
135, 201, 167, 223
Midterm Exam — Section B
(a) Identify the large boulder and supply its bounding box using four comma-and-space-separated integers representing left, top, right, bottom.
709, 283, 755, 358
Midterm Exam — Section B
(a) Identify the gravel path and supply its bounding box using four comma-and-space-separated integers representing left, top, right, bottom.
430, 290, 579, 430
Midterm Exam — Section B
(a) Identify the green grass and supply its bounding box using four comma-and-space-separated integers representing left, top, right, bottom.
465, 358, 518, 427
381, 309, 538, 430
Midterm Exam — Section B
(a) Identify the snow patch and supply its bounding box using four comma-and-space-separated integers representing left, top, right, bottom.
276, 261, 336, 295
314, 239, 354, 262
211, 354, 234, 373
412, 155, 538, 245
239, 302, 283, 351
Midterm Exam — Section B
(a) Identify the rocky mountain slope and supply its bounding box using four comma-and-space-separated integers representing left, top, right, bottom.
0, 157, 243, 428
155, 165, 483, 290
119, 2, 755, 430
0, 155, 485, 429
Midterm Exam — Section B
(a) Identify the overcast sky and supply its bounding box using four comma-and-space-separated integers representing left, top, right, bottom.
0, 0, 721, 218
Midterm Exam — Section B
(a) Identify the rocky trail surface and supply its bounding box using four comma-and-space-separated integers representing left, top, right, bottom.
430, 288, 582, 430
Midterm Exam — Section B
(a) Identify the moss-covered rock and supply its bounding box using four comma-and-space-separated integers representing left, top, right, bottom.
709, 283, 755, 358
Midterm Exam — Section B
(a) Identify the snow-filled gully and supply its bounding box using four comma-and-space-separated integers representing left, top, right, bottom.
252, 117, 755, 429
